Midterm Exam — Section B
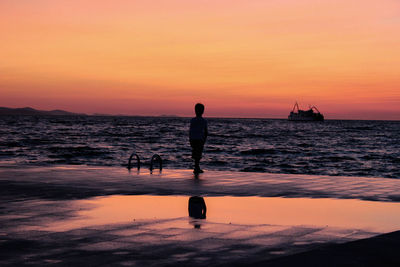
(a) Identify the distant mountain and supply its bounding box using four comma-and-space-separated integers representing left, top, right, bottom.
0, 107, 86, 116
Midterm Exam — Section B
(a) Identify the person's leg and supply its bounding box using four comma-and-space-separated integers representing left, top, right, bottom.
194, 158, 200, 171
196, 141, 204, 172
190, 140, 196, 170
191, 140, 204, 173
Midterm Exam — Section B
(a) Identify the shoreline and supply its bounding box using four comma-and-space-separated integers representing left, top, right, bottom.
1, 164, 399, 202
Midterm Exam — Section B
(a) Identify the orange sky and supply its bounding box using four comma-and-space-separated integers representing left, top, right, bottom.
1, 0, 399, 119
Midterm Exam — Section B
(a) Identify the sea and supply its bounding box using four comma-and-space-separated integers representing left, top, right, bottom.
0, 115, 399, 179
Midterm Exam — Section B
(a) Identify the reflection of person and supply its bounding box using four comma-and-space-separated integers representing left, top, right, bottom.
188, 196, 207, 219
189, 103, 208, 174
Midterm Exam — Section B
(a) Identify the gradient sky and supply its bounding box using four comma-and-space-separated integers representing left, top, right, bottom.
1, 0, 399, 119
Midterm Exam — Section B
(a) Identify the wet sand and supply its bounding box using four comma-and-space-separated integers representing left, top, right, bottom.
1, 165, 399, 201
1, 165, 400, 266
256, 231, 400, 266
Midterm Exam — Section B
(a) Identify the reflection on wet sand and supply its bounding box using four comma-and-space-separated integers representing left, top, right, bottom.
3, 194, 400, 266
188, 196, 207, 229
39, 195, 400, 233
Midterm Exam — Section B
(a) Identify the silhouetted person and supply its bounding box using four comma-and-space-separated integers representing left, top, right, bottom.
189, 103, 208, 174
188, 196, 207, 219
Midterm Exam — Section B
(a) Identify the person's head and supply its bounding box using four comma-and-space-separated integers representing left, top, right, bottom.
195, 103, 205, 117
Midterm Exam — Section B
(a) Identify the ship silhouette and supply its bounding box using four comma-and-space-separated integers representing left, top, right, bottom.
288, 102, 324, 121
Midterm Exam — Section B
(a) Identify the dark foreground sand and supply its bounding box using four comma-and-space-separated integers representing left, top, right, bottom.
257, 231, 400, 267
1, 165, 400, 266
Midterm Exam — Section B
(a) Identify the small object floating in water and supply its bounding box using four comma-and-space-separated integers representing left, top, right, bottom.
288, 102, 324, 121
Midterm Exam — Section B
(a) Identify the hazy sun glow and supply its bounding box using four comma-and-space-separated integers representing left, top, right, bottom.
1, 0, 399, 119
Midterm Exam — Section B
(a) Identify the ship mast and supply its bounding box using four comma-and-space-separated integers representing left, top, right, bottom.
292, 102, 300, 112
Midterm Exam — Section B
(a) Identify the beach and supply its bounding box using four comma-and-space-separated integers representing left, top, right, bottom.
1, 165, 400, 266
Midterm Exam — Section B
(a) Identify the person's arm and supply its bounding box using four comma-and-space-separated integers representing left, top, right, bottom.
204, 121, 208, 142
201, 198, 207, 219
202, 201, 207, 214
189, 119, 193, 140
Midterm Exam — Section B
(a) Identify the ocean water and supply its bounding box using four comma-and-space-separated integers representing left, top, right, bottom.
0, 115, 399, 179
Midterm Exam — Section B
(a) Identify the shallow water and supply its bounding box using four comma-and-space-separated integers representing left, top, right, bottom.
0, 116, 399, 178
43, 195, 400, 233
4, 193, 393, 266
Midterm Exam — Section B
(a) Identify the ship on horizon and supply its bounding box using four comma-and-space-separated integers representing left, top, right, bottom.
288, 102, 324, 121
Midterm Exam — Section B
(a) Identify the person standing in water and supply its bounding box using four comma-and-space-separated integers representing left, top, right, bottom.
189, 103, 208, 173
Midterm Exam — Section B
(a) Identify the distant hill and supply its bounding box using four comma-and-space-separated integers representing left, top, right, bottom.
0, 107, 86, 116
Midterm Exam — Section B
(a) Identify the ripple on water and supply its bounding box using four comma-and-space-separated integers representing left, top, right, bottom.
0, 116, 399, 178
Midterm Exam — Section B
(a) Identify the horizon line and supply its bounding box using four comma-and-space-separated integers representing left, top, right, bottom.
1, 106, 399, 121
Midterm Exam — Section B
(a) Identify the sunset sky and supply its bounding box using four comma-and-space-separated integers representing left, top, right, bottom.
1, 0, 399, 119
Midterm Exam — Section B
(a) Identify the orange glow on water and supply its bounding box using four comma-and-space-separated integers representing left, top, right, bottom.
1, 0, 399, 119
45, 195, 400, 233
